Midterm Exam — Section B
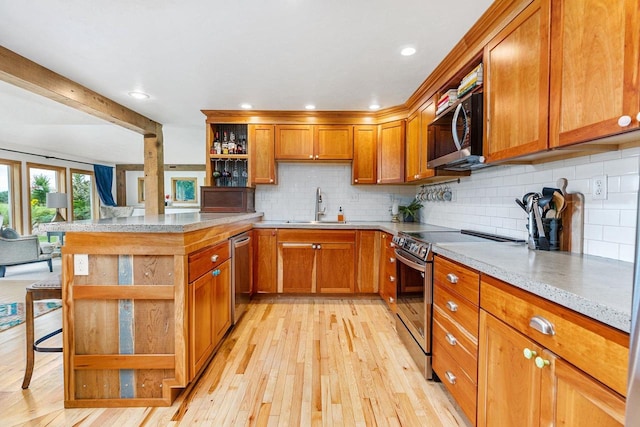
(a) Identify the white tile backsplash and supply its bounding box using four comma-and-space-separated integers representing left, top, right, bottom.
255, 148, 639, 262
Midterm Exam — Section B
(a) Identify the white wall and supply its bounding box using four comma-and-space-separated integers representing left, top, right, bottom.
255, 163, 416, 222
419, 147, 640, 262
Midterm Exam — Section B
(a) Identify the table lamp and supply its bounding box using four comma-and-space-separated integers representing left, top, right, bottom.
46, 192, 68, 222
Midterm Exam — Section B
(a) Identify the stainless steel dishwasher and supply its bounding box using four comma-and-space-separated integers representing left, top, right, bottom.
230, 231, 252, 324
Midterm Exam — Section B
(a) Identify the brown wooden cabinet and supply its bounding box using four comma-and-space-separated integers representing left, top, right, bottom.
377, 120, 405, 184
432, 256, 480, 425
249, 124, 276, 184
378, 231, 397, 311
484, 0, 551, 162
275, 124, 353, 161
355, 230, 379, 293
277, 229, 355, 293
253, 228, 277, 293
404, 111, 420, 182
549, 0, 640, 148
188, 240, 231, 379
352, 125, 378, 184
478, 275, 628, 426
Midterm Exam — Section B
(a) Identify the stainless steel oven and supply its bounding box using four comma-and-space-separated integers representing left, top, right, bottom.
393, 229, 525, 380
393, 234, 434, 379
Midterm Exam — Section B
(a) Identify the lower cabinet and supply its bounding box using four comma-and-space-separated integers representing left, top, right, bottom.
277, 229, 355, 293
478, 275, 627, 427
254, 228, 277, 293
188, 240, 232, 379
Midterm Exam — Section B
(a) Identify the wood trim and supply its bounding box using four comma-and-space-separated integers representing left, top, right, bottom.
74, 354, 175, 370
202, 109, 378, 124
0, 46, 158, 135
72, 285, 174, 300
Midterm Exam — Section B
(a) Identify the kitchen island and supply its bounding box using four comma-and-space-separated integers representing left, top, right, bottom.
43, 212, 262, 408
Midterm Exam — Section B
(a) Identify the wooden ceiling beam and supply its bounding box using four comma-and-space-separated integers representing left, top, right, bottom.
0, 45, 159, 135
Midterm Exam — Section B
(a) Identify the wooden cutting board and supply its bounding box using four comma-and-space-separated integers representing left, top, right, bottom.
560, 192, 584, 253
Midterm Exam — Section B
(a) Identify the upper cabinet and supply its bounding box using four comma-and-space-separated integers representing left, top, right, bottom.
377, 120, 405, 184
248, 124, 276, 185
352, 125, 378, 184
549, 0, 640, 148
484, 0, 551, 163
275, 124, 353, 161
406, 96, 439, 182
205, 123, 250, 187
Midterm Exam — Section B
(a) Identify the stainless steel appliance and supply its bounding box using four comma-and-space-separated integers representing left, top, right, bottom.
230, 231, 252, 324
626, 191, 640, 425
393, 228, 524, 380
427, 92, 485, 171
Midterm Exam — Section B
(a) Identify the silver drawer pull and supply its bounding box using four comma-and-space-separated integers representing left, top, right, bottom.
389, 276, 395, 282
389, 297, 395, 303
445, 371, 457, 384
389, 257, 395, 263
211, 254, 219, 263
446, 301, 458, 312
446, 273, 459, 284
529, 315, 555, 336
445, 333, 457, 346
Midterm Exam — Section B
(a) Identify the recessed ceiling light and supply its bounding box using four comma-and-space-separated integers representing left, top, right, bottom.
400, 47, 416, 56
240, 103, 253, 109
128, 91, 149, 100
369, 104, 381, 110
305, 104, 316, 110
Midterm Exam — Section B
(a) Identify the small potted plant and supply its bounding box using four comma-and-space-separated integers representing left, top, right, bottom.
398, 198, 424, 222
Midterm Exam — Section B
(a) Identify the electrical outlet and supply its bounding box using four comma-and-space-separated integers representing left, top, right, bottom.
74, 254, 89, 276
592, 175, 608, 200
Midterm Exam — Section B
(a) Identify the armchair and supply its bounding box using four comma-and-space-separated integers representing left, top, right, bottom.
0, 228, 53, 277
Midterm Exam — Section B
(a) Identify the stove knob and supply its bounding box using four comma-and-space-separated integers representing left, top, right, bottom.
420, 247, 427, 258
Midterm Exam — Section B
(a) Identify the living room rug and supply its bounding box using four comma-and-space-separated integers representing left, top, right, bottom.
0, 280, 62, 332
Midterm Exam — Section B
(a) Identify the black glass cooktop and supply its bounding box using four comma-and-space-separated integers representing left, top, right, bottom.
402, 229, 525, 244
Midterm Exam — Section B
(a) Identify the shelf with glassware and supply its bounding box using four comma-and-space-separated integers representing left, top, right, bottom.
206, 123, 249, 187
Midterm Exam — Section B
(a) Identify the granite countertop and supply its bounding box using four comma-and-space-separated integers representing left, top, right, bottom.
433, 241, 633, 333
42, 215, 633, 333
40, 212, 264, 233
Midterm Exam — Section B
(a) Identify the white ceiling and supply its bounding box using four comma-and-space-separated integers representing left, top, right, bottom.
0, 0, 493, 166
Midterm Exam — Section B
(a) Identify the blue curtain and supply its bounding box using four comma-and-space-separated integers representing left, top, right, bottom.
94, 164, 117, 206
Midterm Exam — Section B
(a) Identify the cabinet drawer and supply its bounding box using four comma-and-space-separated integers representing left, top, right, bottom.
433, 305, 478, 381
434, 283, 479, 339
433, 340, 477, 425
189, 240, 230, 282
434, 256, 479, 305
481, 275, 629, 396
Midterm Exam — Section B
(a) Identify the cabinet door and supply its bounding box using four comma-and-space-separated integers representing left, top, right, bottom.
277, 242, 316, 293
254, 229, 277, 293
377, 120, 405, 184
540, 351, 626, 426
356, 230, 378, 293
478, 310, 543, 427
275, 124, 314, 160
189, 272, 215, 378
418, 97, 436, 179
249, 124, 276, 184
316, 241, 355, 293
212, 259, 231, 347
405, 111, 420, 182
549, 0, 640, 147
484, 0, 551, 162
352, 125, 377, 184
378, 232, 397, 311
315, 125, 353, 160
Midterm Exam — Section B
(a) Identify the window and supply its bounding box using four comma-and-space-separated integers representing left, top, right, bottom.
171, 177, 198, 204
71, 169, 98, 220
0, 159, 22, 231
27, 163, 66, 234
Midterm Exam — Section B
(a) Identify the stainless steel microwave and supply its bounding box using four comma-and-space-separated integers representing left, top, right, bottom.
427, 92, 485, 171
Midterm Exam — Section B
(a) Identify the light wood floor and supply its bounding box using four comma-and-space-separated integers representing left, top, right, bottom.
1, 296, 469, 426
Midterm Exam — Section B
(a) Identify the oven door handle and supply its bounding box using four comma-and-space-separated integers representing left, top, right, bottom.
394, 250, 427, 272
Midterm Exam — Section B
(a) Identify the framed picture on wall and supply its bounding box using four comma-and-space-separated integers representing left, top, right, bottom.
171, 177, 198, 204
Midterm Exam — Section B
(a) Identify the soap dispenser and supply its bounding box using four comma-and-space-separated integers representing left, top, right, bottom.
338, 207, 345, 222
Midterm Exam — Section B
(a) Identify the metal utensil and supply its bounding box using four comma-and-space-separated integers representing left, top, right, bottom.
532, 195, 550, 250
515, 198, 527, 212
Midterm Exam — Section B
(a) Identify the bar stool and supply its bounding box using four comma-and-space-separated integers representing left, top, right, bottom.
21, 278, 62, 389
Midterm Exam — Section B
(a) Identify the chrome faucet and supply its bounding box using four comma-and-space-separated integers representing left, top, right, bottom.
315, 187, 326, 221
